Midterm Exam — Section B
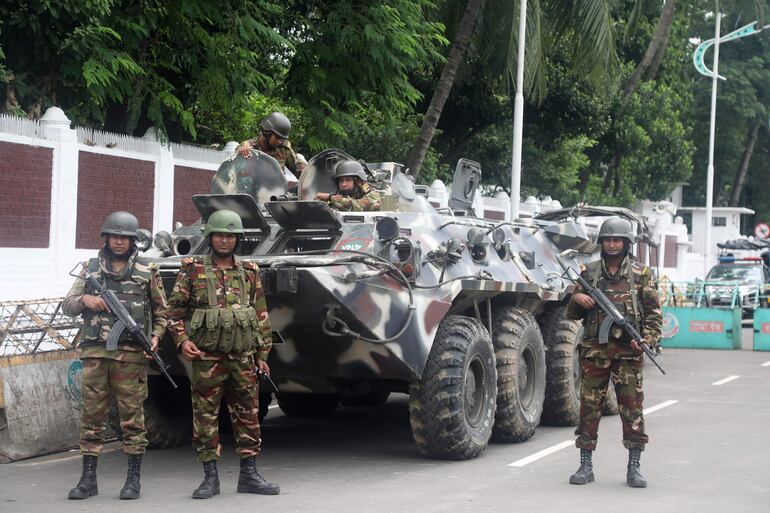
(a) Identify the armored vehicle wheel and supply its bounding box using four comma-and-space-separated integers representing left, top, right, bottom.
539, 306, 582, 426
277, 393, 340, 417
144, 376, 192, 449
340, 391, 391, 407
603, 385, 619, 415
408, 315, 496, 460
491, 307, 546, 443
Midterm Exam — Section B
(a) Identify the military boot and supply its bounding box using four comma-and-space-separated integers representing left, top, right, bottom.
569, 449, 595, 485
68, 455, 98, 499
119, 454, 142, 500
626, 448, 647, 488
192, 460, 220, 499
236, 456, 280, 495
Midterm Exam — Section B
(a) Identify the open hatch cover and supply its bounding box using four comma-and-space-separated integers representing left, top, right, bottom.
192, 194, 270, 231
265, 200, 342, 230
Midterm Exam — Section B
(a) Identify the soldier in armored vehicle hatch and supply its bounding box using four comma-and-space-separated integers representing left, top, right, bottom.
166, 209, 279, 499
315, 160, 381, 212
236, 111, 298, 177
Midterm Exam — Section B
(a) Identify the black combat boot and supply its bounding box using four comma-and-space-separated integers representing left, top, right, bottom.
236, 456, 280, 495
68, 455, 98, 499
119, 454, 142, 500
569, 449, 595, 485
192, 460, 220, 499
626, 448, 647, 488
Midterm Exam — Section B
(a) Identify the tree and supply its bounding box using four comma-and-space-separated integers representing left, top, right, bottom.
406, 0, 623, 179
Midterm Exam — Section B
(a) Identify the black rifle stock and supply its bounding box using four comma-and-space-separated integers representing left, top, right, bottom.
74, 263, 178, 388
556, 252, 666, 375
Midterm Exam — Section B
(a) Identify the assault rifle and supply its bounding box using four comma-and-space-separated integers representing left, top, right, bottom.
71, 263, 178, 388
556, 250, 666, 375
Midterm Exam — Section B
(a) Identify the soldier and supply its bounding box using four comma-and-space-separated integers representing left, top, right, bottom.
166, 209, 280, 499
315, 160, 382, 212
63, 211, 168, 501
237, 111, 298, 176
565, 216, 662, 488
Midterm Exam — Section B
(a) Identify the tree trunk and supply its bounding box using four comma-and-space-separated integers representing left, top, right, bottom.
729, 121, 761, 206
406, 0, 484, 180
620, 0, 676, 107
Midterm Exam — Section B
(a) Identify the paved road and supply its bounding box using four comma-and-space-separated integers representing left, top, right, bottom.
2, 338, 769, 513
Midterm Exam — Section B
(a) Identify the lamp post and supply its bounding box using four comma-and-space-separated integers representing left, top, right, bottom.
693, 15, 770, 275
510, 0, 527, 221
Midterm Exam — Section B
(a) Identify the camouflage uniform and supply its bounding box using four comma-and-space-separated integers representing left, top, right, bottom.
566, 255, 662, 451
63, 248, 168, 456
327, 182, 382, 212
166, 255, 272, 462
247, 137, 297, 174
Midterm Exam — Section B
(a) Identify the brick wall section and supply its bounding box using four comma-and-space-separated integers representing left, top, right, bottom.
76, 152, 155, 249
173, 166, 215, 225
0, 141, 53, 247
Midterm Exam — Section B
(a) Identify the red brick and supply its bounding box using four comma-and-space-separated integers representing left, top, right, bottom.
173, 166, 215, 226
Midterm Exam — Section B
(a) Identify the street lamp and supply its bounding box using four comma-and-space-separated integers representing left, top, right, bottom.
510, 0, 527, 221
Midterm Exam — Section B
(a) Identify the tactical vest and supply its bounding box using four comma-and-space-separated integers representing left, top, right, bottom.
82, 257, 151, 345
187, 256, 260, 354
583, 259, 644, 340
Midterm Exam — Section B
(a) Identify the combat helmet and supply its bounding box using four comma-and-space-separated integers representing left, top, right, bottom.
260, 112, 291, 139
597, 217, 635, 243
101, 211, 139, 238
334, 160, 367, 181
204, 210, 244, 237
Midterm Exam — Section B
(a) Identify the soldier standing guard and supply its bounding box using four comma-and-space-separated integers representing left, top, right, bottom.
565, 217, 662, 488
315, 160, 382, 212
166, 209, 280, 499
63, 211, 168, 500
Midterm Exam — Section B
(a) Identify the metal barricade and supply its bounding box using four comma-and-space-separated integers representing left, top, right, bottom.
752, 294, 770, 351
660, 281, 742, 350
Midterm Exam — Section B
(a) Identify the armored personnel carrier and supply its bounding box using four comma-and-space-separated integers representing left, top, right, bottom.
141, 149, 650, 460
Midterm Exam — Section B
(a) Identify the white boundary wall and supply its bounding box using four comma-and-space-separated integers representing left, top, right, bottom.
0, 107, 234, 301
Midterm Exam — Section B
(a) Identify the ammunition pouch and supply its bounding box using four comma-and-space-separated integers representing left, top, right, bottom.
189, 306, 258, 354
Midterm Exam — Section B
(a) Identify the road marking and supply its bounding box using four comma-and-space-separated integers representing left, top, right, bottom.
712, 375, 741, 386
268, 404, 279, 409
507, 399, 680, 468
761, 360, 770, 367
643, 399, 679, 415
507, 440, 574, 467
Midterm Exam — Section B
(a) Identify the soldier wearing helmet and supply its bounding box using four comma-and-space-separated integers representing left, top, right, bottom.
166, 210, 279, 499
565, 216, 662, 489
315, 160, 382, 212
63, 211, 168, 501
237, 111, 299, 177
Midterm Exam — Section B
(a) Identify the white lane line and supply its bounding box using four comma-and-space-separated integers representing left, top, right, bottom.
761, 360, 770, 367
507, 399, 680, 468
643, 399, 679, 415
268, 404, 279, 409
712, 375, 741, 386
507, 440, 574, 467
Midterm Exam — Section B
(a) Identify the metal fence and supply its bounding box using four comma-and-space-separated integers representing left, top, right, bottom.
0, 298, 80, 356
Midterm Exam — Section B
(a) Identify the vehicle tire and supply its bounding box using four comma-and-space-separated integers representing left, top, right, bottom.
339, 391, 391, 407
277, 393, 339, 417
144, 376, 192, 449
539, 306, 582, 426
409, 315, 497, 460
491, 307, 546, 442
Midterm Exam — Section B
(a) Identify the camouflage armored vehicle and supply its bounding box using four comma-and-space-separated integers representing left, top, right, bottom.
140, 149, 651, 460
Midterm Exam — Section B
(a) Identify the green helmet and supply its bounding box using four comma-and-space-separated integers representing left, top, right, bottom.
598, 217, 635, 243
101, 211, 139, 238
260, 112, 291, 139
204, 209, 244, 236
334, 160, 367, 181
